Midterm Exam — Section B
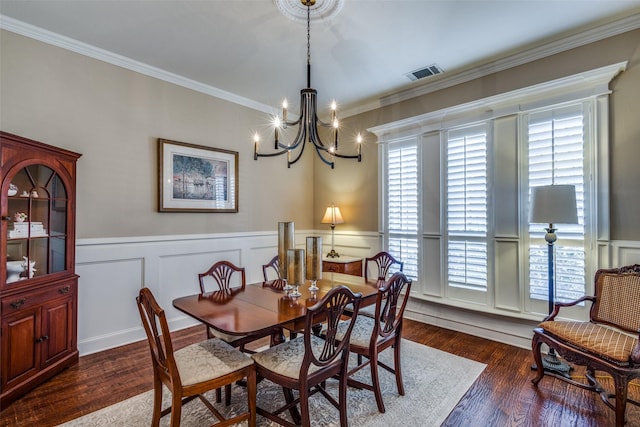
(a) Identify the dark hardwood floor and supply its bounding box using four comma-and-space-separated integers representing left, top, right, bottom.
1, 319, 638, 426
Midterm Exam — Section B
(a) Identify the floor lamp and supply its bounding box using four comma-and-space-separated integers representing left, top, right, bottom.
321, 203, 344, 258
529, 184, 579, 378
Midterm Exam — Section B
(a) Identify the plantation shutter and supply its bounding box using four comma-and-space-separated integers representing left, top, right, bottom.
528, 104, 586, 302
446, 125, 488, 291
387, 141, 419, 279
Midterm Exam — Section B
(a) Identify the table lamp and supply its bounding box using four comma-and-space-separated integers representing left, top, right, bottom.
529, 184, 578, 377
321, 203, 344, 258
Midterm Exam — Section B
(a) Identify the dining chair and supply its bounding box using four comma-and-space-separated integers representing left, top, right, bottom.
251, 285, 362, 427
199, 260, 247, 294
136, 287, 256, 427
262, 255, 281, 281
198, 259, 275, 404
338, 272, 412, 413
198, 260, 259, 347
364, 251, 404, 282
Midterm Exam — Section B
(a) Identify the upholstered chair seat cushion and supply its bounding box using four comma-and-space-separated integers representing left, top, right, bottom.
335, 315, 379, 348
174, 338, 253, 386
251, 335, 327, 379
208, 326, 248, 344
539, 320, 639, 364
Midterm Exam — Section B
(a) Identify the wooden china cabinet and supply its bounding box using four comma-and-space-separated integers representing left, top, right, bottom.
0, 131, 81, 407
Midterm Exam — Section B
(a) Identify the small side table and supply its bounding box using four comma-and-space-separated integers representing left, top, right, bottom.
322, 255, 363, 277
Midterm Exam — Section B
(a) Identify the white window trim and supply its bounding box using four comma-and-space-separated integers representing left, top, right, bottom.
371, 62, 624, 321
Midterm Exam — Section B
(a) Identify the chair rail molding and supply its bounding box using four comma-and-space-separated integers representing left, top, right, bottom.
75, 233, 639, 354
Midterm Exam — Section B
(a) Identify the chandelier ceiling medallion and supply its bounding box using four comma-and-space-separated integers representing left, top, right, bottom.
253, 0, 362, 169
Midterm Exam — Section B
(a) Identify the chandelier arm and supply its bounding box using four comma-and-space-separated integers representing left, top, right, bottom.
307, 117, 330, 150
333, 151, 361, 161
280, 113, 306, 152
288, 131, 308, 168
255, 149, 289, 158
314, 145, 336, 169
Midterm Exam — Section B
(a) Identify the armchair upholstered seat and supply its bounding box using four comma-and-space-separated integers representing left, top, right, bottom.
532, 264, 640, 427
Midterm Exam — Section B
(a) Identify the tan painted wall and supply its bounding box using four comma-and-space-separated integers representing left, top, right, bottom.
316, 29, 640, 240
0, 31, 314, 238
2, 29, 639, 240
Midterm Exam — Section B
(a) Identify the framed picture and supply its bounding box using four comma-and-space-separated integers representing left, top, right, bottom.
158, 139, 238, 213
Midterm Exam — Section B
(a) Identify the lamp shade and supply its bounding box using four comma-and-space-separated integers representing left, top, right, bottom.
321, 205, 344, 225
529, 185, 578, 225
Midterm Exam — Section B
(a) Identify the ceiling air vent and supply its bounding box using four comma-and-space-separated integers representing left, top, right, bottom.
406, 64, 443, 81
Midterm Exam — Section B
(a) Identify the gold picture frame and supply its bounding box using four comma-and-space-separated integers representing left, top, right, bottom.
158, 138, 238, 213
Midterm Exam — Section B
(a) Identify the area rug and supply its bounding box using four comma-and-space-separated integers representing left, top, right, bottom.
58, 339, 485, 426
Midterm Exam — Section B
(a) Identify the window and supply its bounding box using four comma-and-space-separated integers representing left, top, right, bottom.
374, 63, 618, 320
527, 104, 587, 303
385, 140, 419, 279
446, 125, 488, 292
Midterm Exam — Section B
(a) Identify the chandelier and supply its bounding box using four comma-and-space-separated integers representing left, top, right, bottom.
253, 0, 362, 169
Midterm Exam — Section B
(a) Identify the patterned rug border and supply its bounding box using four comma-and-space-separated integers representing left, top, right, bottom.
58, 339, 486, 426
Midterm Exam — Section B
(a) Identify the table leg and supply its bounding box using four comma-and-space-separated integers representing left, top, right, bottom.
270, 327, 286, 346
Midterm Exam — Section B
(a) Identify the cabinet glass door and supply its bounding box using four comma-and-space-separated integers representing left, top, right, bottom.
6, 165, 68, 284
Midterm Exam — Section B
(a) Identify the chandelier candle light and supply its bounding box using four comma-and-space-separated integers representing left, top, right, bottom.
321, 203, 344, 258
253, 0, 362, 169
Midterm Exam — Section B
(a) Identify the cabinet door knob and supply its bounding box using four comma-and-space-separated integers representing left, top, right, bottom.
35, 335, 49, 343
59, 286, 70, 294
10, 299, 26, 309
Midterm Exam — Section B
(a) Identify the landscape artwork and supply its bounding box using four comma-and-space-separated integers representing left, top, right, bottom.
158, 139, 238, 213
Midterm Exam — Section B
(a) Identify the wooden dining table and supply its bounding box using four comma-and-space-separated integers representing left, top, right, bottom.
173, 272, 382, 346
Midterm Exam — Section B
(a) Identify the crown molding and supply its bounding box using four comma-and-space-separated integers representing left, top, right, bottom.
2, 12, 638, 119
374, 13, 640, 111
367, 61, 627, 141
0, 15, 274, 114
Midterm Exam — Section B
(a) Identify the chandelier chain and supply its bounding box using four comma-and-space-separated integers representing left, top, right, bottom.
307, 3, 311, 66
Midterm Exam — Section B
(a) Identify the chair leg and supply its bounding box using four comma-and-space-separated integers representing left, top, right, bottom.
151, 377, 163, 427
299, 386, 311, 427
369, 351, 386, 413
339, 369, 350, 427
283, 387, 302, 424
394, 337, 405, 396
215, 387, 222, 403
225, 383, 232, 406
247, 368, 257, 427
613, 377, 629, 427
531, 335, 545, 385
170, 392, 182, 427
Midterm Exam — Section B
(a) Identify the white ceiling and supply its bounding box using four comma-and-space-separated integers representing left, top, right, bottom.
1, 0, 640, 116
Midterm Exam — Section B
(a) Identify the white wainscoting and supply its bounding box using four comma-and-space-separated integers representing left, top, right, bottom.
76, 233, 640, 355
75, 230, 379, 355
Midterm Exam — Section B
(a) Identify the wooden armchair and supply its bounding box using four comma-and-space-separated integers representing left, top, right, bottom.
136, 288, 256, 427
531, 264, 640, 427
